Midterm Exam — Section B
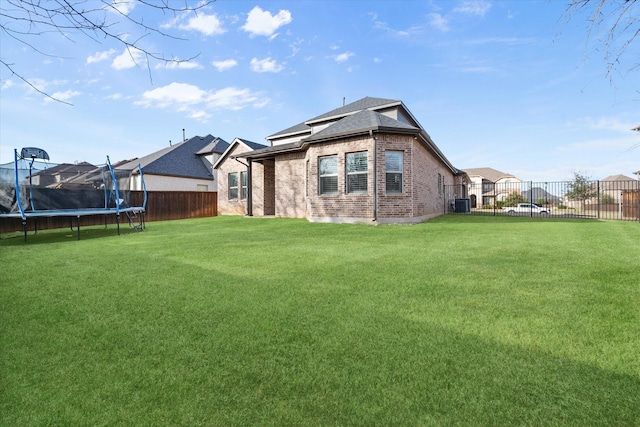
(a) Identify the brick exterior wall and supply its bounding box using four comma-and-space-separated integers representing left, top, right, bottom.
217, 133, 459, 224
307, 136, 375, 220
217, 143, 256, 215
274, 152, 306, 218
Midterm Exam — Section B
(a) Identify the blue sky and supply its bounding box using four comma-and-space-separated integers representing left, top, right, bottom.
1, 0, 638, 181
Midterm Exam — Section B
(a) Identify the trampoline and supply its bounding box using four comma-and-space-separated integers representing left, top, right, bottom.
0, 147, 147, 242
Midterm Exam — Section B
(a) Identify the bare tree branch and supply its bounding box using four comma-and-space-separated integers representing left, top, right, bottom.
563, 0, 640, 82
0, 0, 214, 103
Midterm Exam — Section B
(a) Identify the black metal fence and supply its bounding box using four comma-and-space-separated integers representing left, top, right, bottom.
445, 180, 640, 221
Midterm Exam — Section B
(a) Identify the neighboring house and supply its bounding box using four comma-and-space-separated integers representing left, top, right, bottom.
117, 135, 229, 191
30, 162, 98, 188
599, 174, 638, 204
214, 96, 467, 224
522, 187, 562, 205
464, 167, 522, 208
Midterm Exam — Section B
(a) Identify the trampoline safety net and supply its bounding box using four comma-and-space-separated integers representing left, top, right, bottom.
0, 148, 146, 240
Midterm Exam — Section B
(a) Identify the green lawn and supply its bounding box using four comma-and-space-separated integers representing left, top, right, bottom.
1, 215, 638, 426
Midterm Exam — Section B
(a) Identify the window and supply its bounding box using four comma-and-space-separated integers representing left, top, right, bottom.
228, 173, 238, 200
346, 152, 368, 194
240, 171, 248, 200
385, 151, 403, 194
438, 173, 442, 195
319, 155, 338, 195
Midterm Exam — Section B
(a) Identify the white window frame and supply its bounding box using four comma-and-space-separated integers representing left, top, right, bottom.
346, 151, 368, 194
319, 155, 338, 195
228, 172, 238, 200
240, 171, 248, 200
385, 151, 403, 194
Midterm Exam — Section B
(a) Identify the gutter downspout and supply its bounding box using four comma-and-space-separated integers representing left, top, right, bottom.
371, 130, 377, 223
233, 157, 252, 216
247, 158, 253, 217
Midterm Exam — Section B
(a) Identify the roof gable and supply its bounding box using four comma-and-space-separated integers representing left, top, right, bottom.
304, 110, 418, 143
306, 97, 401, 124
213, 137, 269, 169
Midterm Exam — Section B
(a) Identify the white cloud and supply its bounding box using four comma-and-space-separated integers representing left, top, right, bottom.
334, 52, 354, 63
111, 48, 144, 70
1, 80, 14, 90
155, 60, 203, 70
242, 6, 292, 38
180, 13, 226, 36
250, 57, 284, 73
212, 59, 238, 71
373, 57, 383, 63
135, 83, 269, 118
373, 19, 422, 37
137, 83, 206, 108
109, 0, 135, 15
428, 13, 449, 32
87, 49, 116, 64
453, 1, 492, 17
570, 117, 638, 133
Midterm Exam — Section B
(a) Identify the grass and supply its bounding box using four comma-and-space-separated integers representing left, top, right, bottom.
1, 215, 639, 426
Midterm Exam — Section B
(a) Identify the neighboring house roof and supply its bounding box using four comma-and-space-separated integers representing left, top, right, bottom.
117, 135, 222, 180
213, 137, 269, 169
464, 167, 519, 182
196, 137, 230, 156
523, 187, 562, 203
602, 174, 636, 182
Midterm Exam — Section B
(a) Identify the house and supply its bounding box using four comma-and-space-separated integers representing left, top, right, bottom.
211, 138, 270, 215
599, 174, 638, 204
117, 135, 229, 191
30, 162, 98, 188
214, 96, 467, 224
464, 167, 522, 209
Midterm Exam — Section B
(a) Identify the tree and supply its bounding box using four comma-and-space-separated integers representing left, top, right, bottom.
566, 172, 598, 211
0, 0, 213, 103
502, 192, 526, 208
563, 0, 639, 81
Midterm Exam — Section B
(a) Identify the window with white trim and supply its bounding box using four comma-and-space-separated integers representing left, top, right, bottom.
240, 171, 247, 200
385, 151, 403, 194
346, 152, 368, 194
319, 155, 338, 195
228, 173, 238, 200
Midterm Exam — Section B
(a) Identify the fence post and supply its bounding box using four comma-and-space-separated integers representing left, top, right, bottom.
597, 180, 601, 220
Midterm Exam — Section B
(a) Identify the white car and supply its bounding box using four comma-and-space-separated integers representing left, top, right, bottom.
503, 203, 550, 215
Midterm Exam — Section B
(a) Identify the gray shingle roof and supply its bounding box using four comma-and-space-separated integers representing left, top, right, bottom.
463, 167, 517, 182
266, 122, 311, 140
602, 174, 636, 181
267, 97, 400, 140
117, 135, 220, 179
196, 137, 230, 155
304, 110, 418, 143
236, 138, 269, 150
306, 96, 400, 124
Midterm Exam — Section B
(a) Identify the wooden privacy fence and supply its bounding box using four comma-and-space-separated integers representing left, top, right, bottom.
1, 191, 218, 234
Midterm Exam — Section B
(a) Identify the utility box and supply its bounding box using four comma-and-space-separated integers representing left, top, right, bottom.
454, 198, 470, 213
